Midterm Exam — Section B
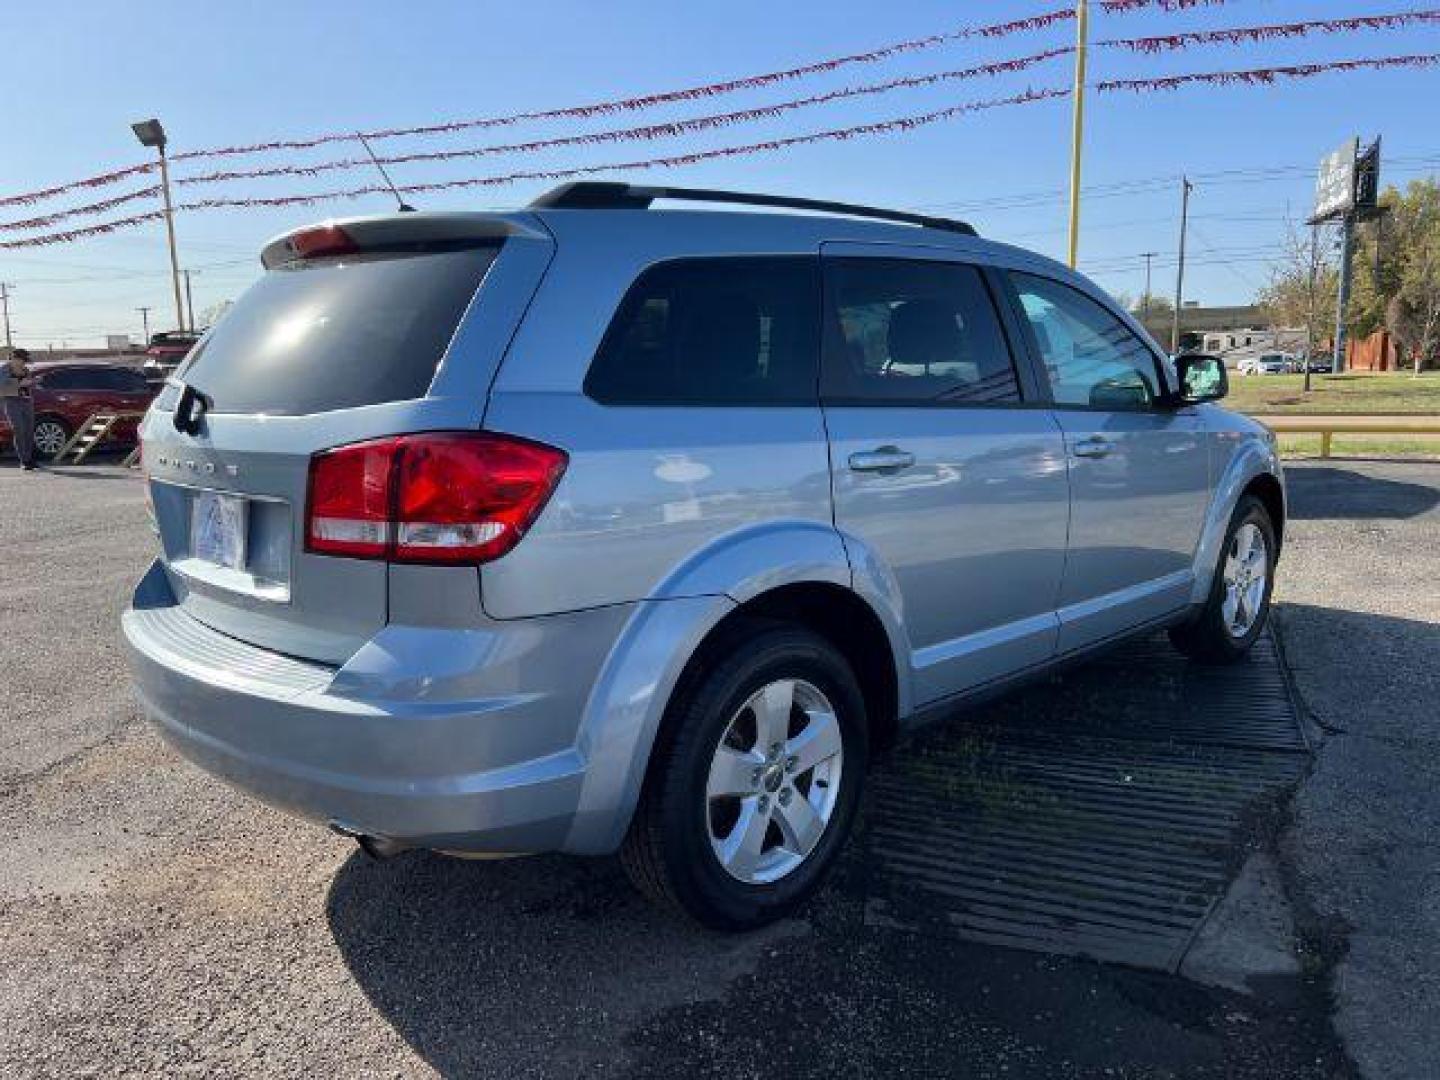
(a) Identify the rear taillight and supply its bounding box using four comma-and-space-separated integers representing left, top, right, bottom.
305, 433, 567, 564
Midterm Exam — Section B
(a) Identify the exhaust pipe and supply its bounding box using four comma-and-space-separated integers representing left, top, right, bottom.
328, 820, 411, 860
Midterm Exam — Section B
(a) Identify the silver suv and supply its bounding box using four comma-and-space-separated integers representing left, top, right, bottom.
123, 183, 1285, 929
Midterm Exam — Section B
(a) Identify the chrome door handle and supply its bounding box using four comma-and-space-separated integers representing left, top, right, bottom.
848, 447, 916, 473
1072, 437, 1113, 459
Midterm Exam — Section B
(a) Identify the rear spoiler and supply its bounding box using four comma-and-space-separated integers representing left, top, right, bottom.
260, 212, 548, 270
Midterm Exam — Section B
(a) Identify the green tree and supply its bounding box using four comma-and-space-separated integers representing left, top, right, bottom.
1349, 178, 1440, 372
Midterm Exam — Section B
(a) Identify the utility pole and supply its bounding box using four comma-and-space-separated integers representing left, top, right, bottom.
0, 282, 13, 351
1171, 176, 1193, 355
183, 269, 196, 332
137, 306, 152, 346
1140, 252, 1158, 322
1066, 0, 1090, 269
131, 119, 186, 333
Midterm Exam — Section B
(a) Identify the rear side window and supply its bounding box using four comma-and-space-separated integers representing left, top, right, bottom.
37, 369, 83, 390
177, 246, 500, 415
585, 257, 819, 405
822, 258, 1020, 405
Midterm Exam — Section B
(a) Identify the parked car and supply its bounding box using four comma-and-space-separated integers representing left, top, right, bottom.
1238, 353, 1294, 376
1303, 356, 1334, 374
143, 330, 203, 380
122, 184, 1286, 929
0, 361, 157, 459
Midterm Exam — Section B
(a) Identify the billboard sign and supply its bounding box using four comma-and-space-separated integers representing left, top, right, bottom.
1314, 138, 1358, 220
1354, 138, 1381, 214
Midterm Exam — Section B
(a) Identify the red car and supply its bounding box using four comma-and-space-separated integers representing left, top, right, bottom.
0, 361, 158, 460
144, 330, 203, 377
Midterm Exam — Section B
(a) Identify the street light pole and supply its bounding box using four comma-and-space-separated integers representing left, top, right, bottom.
137, 306, 152, 346
131, 119, 186, 334
1066, 0, 1090, 269
1171, 176, 1193, 355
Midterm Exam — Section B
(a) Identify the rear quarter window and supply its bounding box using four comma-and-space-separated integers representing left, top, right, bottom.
585, 257, 820, 406
178, 245, 500, 415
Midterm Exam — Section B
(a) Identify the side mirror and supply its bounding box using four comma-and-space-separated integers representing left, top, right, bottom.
1171, 353, 1228, 405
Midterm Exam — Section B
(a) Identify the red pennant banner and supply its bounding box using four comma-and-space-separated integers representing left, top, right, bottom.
1099, 52, 1440, 92
1100, 0, 1232, 10
0, 88, 1071, 247
2, 44, 1436, 249
0, 185, 162, 232
1105, 10, 1440, 54
0, 8, 1074, 211
175, 49, 1074, 188
0, 162, 156, 209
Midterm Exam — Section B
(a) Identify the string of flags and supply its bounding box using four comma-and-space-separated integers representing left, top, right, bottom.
0, 1, 1435, 249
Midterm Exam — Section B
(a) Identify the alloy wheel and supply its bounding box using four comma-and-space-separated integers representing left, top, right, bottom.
1221, 522, 1269, 638
705, 678, 844, 885
32, 421, 68, 458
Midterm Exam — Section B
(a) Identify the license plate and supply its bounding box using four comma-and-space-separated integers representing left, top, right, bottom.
191, 490, 247, 571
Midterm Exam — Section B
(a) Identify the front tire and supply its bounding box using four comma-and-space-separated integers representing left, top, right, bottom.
620, 622, 868, 930
1170, 495, 1277, 664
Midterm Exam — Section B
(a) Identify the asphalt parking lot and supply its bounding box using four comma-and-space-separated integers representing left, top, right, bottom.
2, 457, 1437, 1078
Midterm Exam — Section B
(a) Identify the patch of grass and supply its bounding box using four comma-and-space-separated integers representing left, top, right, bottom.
1225, 372, 1440, 415
1277, 435, 1440, 459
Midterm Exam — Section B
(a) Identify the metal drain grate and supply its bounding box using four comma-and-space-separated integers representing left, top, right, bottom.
863, 628, 1309, 971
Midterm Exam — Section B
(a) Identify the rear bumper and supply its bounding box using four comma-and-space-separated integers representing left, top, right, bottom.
122, 560, 626, 853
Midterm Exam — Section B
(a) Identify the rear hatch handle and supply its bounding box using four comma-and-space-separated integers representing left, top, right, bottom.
173, 384, 212, 437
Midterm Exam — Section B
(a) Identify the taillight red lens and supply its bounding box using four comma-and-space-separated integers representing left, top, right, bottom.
286, 224, 360, 261
304, 433, 567, 565
306, 437, 400, 558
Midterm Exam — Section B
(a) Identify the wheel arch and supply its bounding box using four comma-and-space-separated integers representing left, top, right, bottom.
565, 535, 910, 855
1190, 439, 1286, 604
1242, 471, 1286, 551
683, 582, 902, 756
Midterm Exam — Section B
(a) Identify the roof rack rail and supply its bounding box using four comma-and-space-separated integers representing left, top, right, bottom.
528, 182, 977, 236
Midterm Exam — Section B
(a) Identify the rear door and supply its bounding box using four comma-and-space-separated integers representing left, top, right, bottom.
1003, 271, 1210, 652
140, 219, 551, 663
821, 246, 1069, 704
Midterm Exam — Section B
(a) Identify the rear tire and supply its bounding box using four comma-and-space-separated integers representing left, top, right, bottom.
1169, 495, 1277, 664
620, 621, 868, 930
32, 416, 71, 460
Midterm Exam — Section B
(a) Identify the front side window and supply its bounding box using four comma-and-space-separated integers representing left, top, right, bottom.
822, 258, 1020, 405
585, 257, 820, 406
1011, 272, 1164, 411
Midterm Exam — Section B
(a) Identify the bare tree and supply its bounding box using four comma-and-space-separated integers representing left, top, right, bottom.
1258, 220, 1337, 391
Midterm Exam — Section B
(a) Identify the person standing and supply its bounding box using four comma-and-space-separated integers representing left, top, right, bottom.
1, 347, 37, 470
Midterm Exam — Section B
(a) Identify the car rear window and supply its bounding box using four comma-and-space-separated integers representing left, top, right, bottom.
585, 257, 820, 406
177, 245, 500, 415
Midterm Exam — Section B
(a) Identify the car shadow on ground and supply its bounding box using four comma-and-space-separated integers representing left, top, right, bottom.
324, 841, 1351, 1079
1285, 464, 1440, 521
325, 628, 1354, 1078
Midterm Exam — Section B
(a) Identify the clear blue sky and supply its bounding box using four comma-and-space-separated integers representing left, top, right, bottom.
2, 0, 1437, 346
